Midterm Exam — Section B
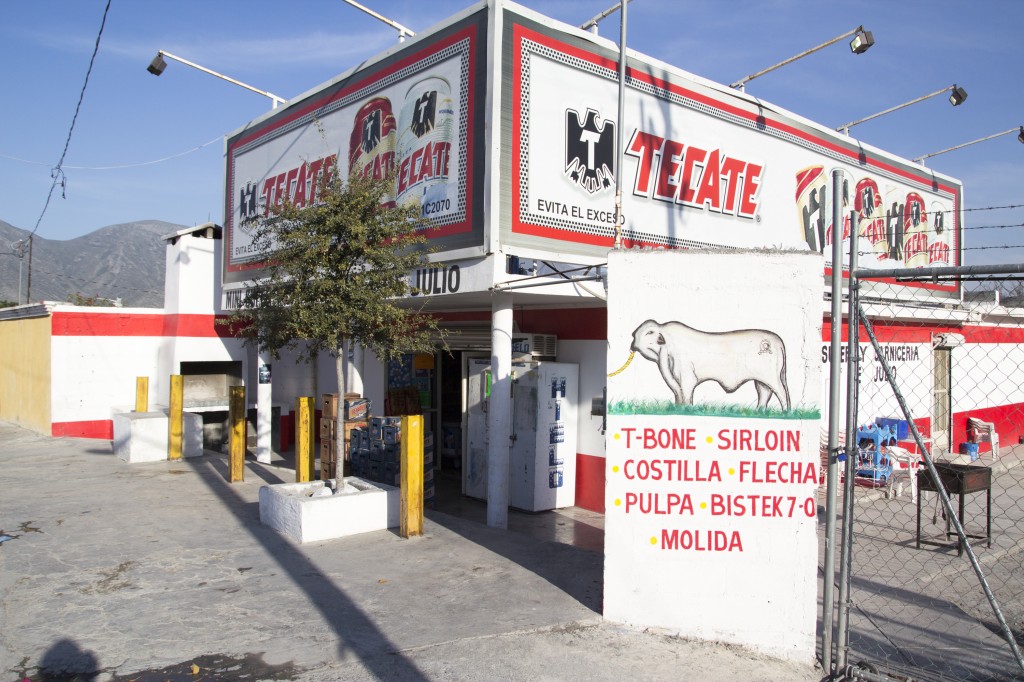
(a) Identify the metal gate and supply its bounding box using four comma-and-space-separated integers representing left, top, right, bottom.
824, 263, 1024, 680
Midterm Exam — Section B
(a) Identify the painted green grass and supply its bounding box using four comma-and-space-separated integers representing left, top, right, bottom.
608, 399, 820, 420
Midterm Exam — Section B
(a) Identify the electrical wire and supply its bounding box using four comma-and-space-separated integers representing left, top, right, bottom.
29, 0, 111, 239
0, 135, 222, 170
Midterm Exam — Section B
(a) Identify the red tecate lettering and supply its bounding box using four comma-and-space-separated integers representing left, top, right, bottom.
625, 130, 665, 197
719, 156, 746, 213
738, 162, 762, 218
678, 144, 707, 205
654, 139, 684, 203
693, 148, 721, 210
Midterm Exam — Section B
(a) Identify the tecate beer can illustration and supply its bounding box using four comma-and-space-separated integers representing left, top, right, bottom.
549, 423, 565, 444
855, 177, 887, 259
396, 76, 454, 211
549, 467, 564, 489
903, 192, 929, 268
348, 97, 397, 184
548, 445, 563, 466
929, 200, 951, 265
883, 185, 906, 261
824, 169, 851, 249
794, 165, 826, 252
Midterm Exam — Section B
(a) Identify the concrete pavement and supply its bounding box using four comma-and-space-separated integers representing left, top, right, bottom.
0, 421, 822, 681
834, 447, 1024, 681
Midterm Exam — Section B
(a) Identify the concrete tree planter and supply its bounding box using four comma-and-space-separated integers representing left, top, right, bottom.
258, 478, 399, 543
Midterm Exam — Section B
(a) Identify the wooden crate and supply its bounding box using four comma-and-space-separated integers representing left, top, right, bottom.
322, 393, 338, 419
319, 418, 335, 441
320, 440, 336, 480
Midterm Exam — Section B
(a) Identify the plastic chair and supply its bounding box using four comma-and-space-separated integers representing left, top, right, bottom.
967, 417, 1000, 460
884, 446, 920, 502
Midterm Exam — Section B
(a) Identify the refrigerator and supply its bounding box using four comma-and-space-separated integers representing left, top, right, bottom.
465, 359, 579, 511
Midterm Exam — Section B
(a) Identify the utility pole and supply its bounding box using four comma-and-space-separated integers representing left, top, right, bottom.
13, 240, 25, 304
26, 236, 33, 303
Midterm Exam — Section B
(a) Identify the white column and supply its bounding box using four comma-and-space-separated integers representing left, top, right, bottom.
257, 350, 273, 464
487, 293, 513, 528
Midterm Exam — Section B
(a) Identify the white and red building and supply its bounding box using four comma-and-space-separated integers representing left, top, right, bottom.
2, 0, 1022, 516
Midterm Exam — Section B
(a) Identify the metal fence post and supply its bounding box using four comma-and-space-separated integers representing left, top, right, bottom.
835, 212, 859, 673
822, 170, 847, 673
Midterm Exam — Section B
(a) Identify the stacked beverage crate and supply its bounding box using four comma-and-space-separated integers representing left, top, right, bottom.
349, 416, 435, 505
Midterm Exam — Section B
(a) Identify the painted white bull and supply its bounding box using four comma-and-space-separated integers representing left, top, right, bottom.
630, 319, 791, 410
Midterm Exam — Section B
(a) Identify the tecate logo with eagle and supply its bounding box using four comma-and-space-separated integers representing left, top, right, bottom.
565, 108, 615, 195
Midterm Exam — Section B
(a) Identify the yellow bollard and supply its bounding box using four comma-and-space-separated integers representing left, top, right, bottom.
135, 376, 149, 412
296, 396, 315, 482
400, 415, 424, 538
168, 375, 183, 461
229, 386, 246, 483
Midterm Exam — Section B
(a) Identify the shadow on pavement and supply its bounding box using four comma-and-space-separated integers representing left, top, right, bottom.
185, 455, 429, 681
425, 507, 604, 614
34, 637, 99, 681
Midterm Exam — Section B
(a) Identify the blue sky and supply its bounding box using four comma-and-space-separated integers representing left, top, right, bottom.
2, 0, 1022, 264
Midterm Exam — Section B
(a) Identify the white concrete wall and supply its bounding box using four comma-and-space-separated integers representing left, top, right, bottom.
604, 249, 823, 663
50, 307, 165, 425
557, 339, 607, 459
954, 340, 1024, 412
823, 341, 932, 429
165, 232, 219, 315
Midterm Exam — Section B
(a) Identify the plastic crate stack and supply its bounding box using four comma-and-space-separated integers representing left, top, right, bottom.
349, 417, 435, 505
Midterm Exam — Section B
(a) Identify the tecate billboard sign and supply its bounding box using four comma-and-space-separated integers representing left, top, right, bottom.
504, 14, 962, 285
223, 10, 486, 284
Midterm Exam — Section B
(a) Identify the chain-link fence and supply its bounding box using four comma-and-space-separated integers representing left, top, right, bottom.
828, 266, 1024, 681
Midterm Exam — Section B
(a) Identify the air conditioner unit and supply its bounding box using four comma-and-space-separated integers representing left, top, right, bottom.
512, 333, 558, 360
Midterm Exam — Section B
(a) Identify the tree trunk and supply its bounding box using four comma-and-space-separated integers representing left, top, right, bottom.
335, 346, 346, 490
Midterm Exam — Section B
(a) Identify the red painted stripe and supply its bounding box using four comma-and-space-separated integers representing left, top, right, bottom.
52, 312, 238, 338
953, 403, 1024, 454
822, 320, 1024, 344
513, 308, 606, 341
53, 311, 166, 336
575, 452, 605, 513
162, 314, 239, 338
434, 308, 607, 341
960, 327, 1024, 344
52, 420, 113, 439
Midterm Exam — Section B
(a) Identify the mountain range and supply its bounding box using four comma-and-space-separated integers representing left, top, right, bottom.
0, 219, 186, 308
